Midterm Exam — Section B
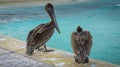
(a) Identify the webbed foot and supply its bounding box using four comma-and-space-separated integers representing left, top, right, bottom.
43, 45, 54, 52
43, 49, 54, 52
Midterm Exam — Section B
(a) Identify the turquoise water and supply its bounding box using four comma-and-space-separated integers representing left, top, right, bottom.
0, 1, 120, 64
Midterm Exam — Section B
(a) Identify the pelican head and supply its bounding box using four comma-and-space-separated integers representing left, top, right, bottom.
45, 3, 60, 34
77, 26, 83, 33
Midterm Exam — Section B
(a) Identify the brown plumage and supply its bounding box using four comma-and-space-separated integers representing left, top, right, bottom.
71, 26, 92, 63
26, 3, 60, 55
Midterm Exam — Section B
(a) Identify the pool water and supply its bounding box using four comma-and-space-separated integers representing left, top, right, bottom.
0, 1, 120, 64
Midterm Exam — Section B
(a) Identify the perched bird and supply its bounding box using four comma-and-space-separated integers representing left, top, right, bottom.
26, 3, 60, 55
71, 26, 92, 63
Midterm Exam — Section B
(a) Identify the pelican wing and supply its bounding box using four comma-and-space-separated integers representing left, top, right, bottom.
27, 24, 45, 43
27, 23, 53, 46
71, 32, 86, 63
84, 31, 92, 55
71, 32, 80, 54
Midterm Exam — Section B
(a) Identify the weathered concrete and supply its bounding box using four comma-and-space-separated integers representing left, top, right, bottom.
0, 48, 54, 67
0, 35, 119, 67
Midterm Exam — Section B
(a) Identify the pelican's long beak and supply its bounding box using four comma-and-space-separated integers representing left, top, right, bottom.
52, 13, 60, 34
48, 8, 60, 34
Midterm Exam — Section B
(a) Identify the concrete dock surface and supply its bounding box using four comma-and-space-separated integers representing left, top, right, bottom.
0, 35, 119, 67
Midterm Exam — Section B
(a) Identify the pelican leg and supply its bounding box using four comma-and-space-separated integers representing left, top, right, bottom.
84, 57, 89, 63
74, 51, 87, 64
37, 45, 45, 51
44, 45, 47, 51
43, 45, 54, 52
74, 56, 79, 63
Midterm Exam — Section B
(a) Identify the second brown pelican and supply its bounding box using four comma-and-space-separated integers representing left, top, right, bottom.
26, 3, 60, 55
71, 26, 92, 63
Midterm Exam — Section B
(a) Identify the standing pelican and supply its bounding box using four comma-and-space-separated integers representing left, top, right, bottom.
26, 3, 60, 55
71, 26, 92, 63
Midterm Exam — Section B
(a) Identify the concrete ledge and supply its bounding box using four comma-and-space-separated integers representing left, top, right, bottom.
0, 35, 119, 67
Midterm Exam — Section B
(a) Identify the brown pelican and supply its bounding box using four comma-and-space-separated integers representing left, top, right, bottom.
71, 26, 92, 63
26, 3, 60, 55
